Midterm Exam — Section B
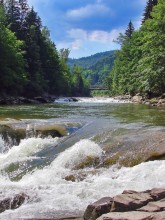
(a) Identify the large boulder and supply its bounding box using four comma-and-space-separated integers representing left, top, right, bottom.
83, 188, 165, 220
97, 211, 154, 220
110, 192, 153, 212
84, 197, 113, 220
132, 95, 143, 103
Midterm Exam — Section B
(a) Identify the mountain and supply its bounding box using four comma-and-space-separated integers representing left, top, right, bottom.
85, 52, 116, 85
68, 50, 115, 69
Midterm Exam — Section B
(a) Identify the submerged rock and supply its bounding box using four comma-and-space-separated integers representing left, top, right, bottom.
0, 193, 29, 213
83, 188, 165, 220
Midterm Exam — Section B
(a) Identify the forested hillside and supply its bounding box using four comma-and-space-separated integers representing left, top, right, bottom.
0, 0, 89, 98
68, 51, 115, 69
1, 0, 164, 99
110, 0, 165, 97
68, 51, 115, 87
83, 53, 116, 86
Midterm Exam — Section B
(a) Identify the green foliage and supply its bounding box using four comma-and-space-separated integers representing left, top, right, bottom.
0, 5, 26, 95
68, 51, 115, 69
83, 53, 116, 86
111, 0, 165, 97
71, 65, 90, 96
142, 0, 158, 23
0, 1, 89, 98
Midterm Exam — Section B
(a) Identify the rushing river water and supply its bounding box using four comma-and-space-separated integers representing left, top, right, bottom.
0, 97, 165, 219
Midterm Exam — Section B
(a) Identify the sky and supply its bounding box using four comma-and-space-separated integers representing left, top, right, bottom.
28, 0, 147, 58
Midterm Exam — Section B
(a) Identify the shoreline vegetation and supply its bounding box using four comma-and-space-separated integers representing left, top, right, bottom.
0, 0, 165, 101
0, 95, 165, 107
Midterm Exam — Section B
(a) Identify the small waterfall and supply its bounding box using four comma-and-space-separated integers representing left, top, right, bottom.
26, 124, 35, 138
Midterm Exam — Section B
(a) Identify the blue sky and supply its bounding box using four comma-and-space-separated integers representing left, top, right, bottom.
28, 0, 147, 58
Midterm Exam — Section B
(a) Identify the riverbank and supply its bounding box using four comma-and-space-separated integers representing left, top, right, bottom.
1, 95, 165, 107
0, 96, 80, 105
114, 94, 165, 107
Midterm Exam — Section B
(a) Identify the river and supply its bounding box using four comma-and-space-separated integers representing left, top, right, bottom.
0, 97, 165, 219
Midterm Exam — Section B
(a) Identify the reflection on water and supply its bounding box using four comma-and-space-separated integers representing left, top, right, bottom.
0, 99, 165, 126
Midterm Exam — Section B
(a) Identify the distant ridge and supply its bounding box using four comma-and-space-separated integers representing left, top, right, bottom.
68, 50, 115, 69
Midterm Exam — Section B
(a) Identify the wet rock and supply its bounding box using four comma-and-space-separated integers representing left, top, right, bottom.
145, 151, 165, 162
70, 97, 79, 102
84, 188, 165, 220
97, 211, 154, 220
65, 173, 87, 182
150, 188, 165, 201
84, 197, 113, 220
132, 95, 143, 103
0, 98, 7, 105
154, 211, 165, 219
110, 192, 153, 212
158, 98, 165, 105
138, 199, 165, 212
0, 193, 29, 213
34, 96, 49, 103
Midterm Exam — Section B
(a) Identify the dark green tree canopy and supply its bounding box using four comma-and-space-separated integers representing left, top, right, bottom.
142, 0, 158, 23
125, 21, 135, 38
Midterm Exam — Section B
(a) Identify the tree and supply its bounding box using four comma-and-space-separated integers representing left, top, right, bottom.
5, 0, 21, 34
22, 7, 45, 97
58, 48, 70, 63
110, 21, 135, 94
142, 0, 158, 23
137, 0, 165, 95
125, 21, 135, 38
0, 5, 26, 95
40, 27, 62, 94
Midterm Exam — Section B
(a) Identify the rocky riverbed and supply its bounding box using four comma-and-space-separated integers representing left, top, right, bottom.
84, 188, 165, 220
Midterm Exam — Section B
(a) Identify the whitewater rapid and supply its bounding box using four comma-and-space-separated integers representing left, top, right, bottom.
0, 138, 165, 219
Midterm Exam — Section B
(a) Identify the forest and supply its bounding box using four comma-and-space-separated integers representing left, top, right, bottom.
0, 0, 164, 99
0, 0, 89, 98
110, 0, 165, 97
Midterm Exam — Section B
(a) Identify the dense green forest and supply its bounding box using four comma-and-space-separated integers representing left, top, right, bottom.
0, 0, 89, 98
109, 0, 165, 97
68, 51, 115, 69
0, 0, 164, 99
68, 51, 115, 87
83, 53, 115, 86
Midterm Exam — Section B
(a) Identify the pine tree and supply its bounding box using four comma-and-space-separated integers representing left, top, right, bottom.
5, 0, 21, 34
142, 0, 158, 23
22, 8, 45, 97
0, 5, 26, 95
125, 21, 134, 38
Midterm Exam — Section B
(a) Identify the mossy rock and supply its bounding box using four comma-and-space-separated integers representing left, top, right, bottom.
74, 156, 100, 170
145, 151, 165, 161
150, 98, 158, 105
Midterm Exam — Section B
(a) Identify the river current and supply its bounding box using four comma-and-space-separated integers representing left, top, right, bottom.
0, 97, 165, 219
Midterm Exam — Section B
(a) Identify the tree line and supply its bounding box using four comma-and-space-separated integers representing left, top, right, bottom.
0, 0, 89, 98
110, 0, 165, 97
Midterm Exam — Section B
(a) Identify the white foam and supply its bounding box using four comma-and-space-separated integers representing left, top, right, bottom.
0, 139, 165, 219
78, 97, 130, 103
0, 137, 59, 169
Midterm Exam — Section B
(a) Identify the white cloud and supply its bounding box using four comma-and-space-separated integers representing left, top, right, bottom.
71, 40, 82, 50
67, 3, 111, 19
67, 28, 124, 44
68, 29, 87, 40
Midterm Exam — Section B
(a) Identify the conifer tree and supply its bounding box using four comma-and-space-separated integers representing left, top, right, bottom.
5, 0, 21, 34
0, 4, 26, 95
142, 0, 158, 23
125, 21, 134, 38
